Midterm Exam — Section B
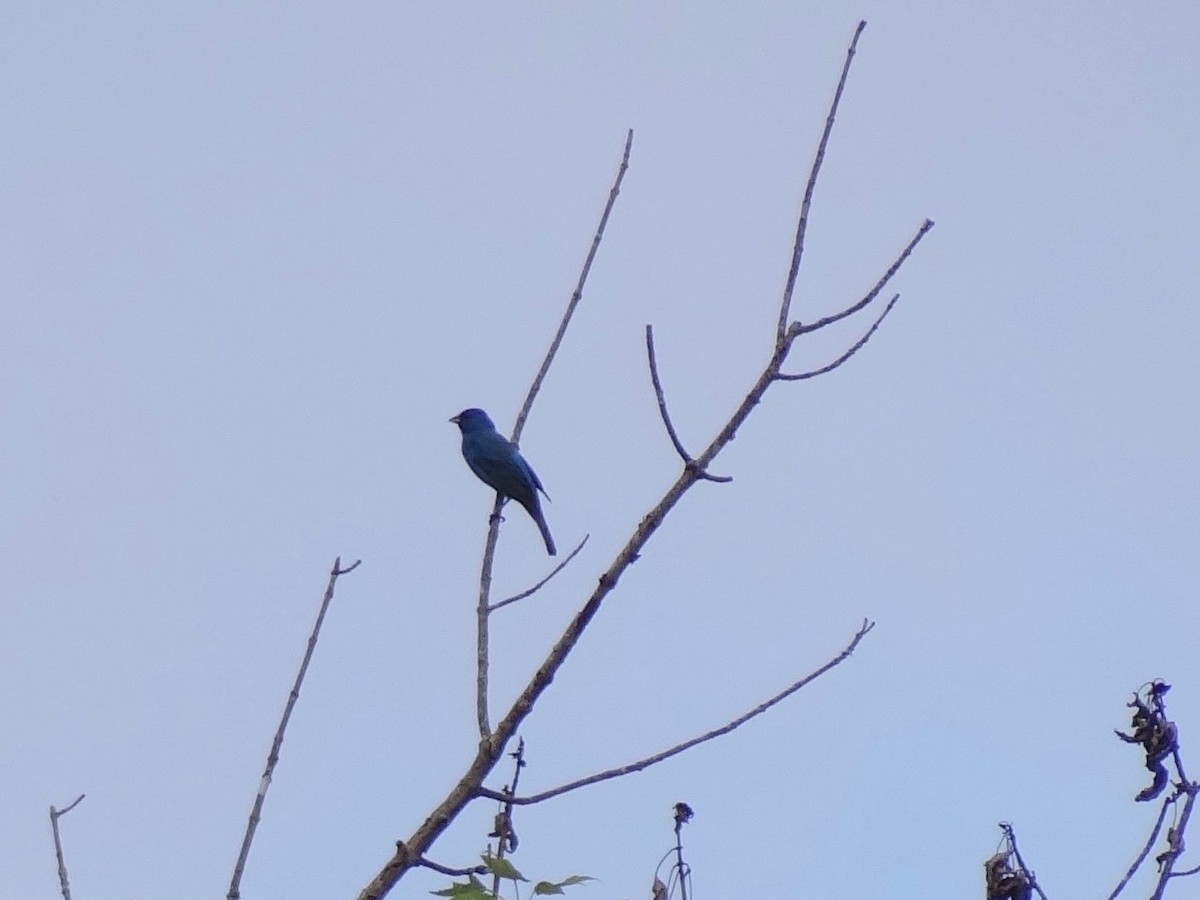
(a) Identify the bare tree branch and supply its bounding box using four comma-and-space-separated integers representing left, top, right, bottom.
776, 19, 866, 344
49, 795, 85, 900
645, 325, 732, 482
417, 858, 487, 878
474, 131, 634, 741
794, 218, 934, 337
475, 620, 874, 806
490, 536, 590, 612
777, 293, 900, 381
358, 27, 931, 897
1108, 793, 1175, 899
227, 556, 360, 900
1153, 787, 1200, 899
514, 128, 635, 442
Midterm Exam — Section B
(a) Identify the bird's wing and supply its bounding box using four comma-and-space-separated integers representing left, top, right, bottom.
519, 455, 550, 501
463, 432, 540, 505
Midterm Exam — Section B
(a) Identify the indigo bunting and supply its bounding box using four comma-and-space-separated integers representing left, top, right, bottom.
450, 408, 557, 555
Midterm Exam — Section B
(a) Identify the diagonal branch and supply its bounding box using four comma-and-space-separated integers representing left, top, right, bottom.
227, 556, 360, 900
1108, 793, 1176, 899
776, 19, 867, 344
417, 858, 487, 878
474, 131, 634, 741
476, 620, 874, 806
777, 293, 899, 381
514, 129, 634, 442
1153, 785, 1200, 898
794, 218, 934, 337
490, 535, 590, 612
645, 325, 732, 483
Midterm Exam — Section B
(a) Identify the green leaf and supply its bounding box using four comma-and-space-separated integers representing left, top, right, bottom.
430, 875, 493, 898
533, 875, 595, 894
481, 854, 526, 882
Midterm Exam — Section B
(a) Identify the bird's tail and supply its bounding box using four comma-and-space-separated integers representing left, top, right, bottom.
524, 500, 557, 556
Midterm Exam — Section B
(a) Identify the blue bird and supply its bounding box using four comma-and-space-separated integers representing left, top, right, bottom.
450, 408, 557, 555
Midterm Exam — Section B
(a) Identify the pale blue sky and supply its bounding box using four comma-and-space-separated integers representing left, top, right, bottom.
3, 3, 1199, 898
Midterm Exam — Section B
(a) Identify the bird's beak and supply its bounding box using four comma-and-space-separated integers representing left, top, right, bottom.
449, 414, 460, 424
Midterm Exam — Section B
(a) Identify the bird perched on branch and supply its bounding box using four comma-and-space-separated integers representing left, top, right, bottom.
450, 408, 557, 555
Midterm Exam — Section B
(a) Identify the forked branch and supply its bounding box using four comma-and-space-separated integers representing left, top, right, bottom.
476, 620, 874, 805
49, 795, 85, 900
490, 536, 590, 613
474, 131, 635, 740
777, 19, 867, 343
358, 22, 931, 899
645, 325, 732, 482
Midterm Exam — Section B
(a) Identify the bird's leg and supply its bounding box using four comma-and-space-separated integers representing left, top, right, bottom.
489, 496, 509, 525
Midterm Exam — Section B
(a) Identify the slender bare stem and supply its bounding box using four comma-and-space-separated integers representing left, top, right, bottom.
476, 621, 874, 805
417, 858, 487, 877
474, 131, 634, 741
1000, 823, 1049, 900
49, 794, 85, 900
645, 325, 732, 482
475, 501, 503, 739
1153, 786, 1200, 898
795, 219, 934, 336
1108, 793, 1175, 899
514, 129, 634, 442
776, 19, 866, 344
227, 556, 360, 900
488, 738, 527, 896
778, 294, 899, 381
490, 536, 590, 612
673, 807, 691, 900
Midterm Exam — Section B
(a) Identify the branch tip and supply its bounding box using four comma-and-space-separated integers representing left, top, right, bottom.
486, 618, 874, 806
490, 536, 590, 612
776, 18, 867, 340
645, 325, 732, 482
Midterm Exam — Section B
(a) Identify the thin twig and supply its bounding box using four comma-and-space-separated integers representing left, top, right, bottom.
673, 804, 692, 900
794, 218, 934, 337
777, 294, 900, 381
1154, 787, 1200, 898
1108, 793, 1175, 899
476, 620, 874, 806
474, 131, 634, 741
489, 738, 527, 897
1149, 687, 1198, 899
1000, 822, 1049, 900
490, 536, 590, 612
514, 129, 634, 442
226, 556, 360, 900
417, 858, 487, 877
645, 325, 732, 482
49, 794, 85, 900
776, 19, 866, 344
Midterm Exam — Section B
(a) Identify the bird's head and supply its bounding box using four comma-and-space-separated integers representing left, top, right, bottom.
450, 408, 495, 433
